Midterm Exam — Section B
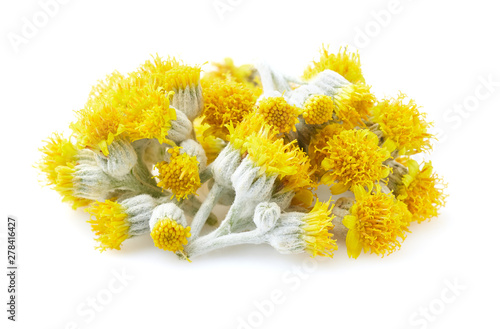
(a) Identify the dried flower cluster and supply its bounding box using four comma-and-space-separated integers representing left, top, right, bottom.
38, 47, 446, 261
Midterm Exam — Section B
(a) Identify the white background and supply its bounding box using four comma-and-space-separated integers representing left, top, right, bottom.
1, 0, 499, 328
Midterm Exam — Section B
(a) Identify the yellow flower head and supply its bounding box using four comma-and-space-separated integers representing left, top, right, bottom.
276, 148, 316, 194
343, 185, 411, 258
89, 71, 126, 99
54, 164, 92, 209
227, 112, 272, 151
301, 95, 335, 125
397, 160, 447, 223
150, 218, 191, 253
87, 200, 130, 252
71, 100, 126, 156
163, 65, 201, 91
320, 129, 391, 194
38, 133, 78, 186
203, 57, 263, 94
201, 78, 258, 140
71, 73, 177, 155
308, 123, 344, 178
135, 55, 181, 90
372, 93, 434, 155
304, 46, 365, 84
126, 87, 177, 145
228, 115, 314, 193
256, 96, 300, 133
334, 83, 375, 129
155, 147, 201, 200
194, 117, 226, 165
301, 199, 337, 257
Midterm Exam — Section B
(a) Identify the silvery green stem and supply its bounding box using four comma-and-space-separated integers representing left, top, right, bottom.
199, 163, 213, 184
123, 152, 166, 198
211, 195, 247, 237
182, 196, 218, 226
186, 228, 265, 259
112, 168, 165, 198
189, 182, 224, 239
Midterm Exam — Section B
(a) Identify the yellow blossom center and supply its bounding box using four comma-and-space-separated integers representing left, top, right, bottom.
302, 95, 335, 125
372, 93, 433, 155
256, 96, 299, 133
151, 218, 191, 253
155, 147, 201, 200
201, 78, 258, 140
343, 186, 410, 258
333, 83, 375, 129
320, 129, 391, 194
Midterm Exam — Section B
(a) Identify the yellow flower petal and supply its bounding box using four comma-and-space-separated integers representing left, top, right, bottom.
329, 182, 350, 195
345, 229, 362, 259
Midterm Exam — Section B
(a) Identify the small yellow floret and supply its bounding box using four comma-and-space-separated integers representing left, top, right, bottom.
128, 89, 177, 145
333, 83, 375, 129
204, 58, 262, 93
151, 218, 191, 254
71, 74, 177, 155
87, 200, 130, 251
38, 133, 78, 186
308, 123, 344, 179
304, 46, 365, 84
301, 199, 338, 257
229, 116, 314, 192
163, 65, 201, 91
227, 113, 274, 152
194, 117, 226, 164
343, 185, 411, 258
302, 95, 335, 125
71, 100, 126, 156
54, 164, 92, 209
155, 147, 201, 200
320, 129, 391, 194
372, 93, 433, 155
136, 55, 181, 90
202, 78, 258, 140
256, 97, 299, 133
397, 160, 447, 223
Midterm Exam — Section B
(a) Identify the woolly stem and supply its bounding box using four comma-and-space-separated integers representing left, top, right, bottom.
208, 195, 247, 238
189, 182, 224, 239
182, 195, 218, 226
199, 163, 213, 184
186, 228, 265, 259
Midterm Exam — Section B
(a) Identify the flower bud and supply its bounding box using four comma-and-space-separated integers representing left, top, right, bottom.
169, 108, 193, 143
253, 202, 280, 232
95, 139, 137, 177
149, 202, 187, 230
180, 139, 207, 171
